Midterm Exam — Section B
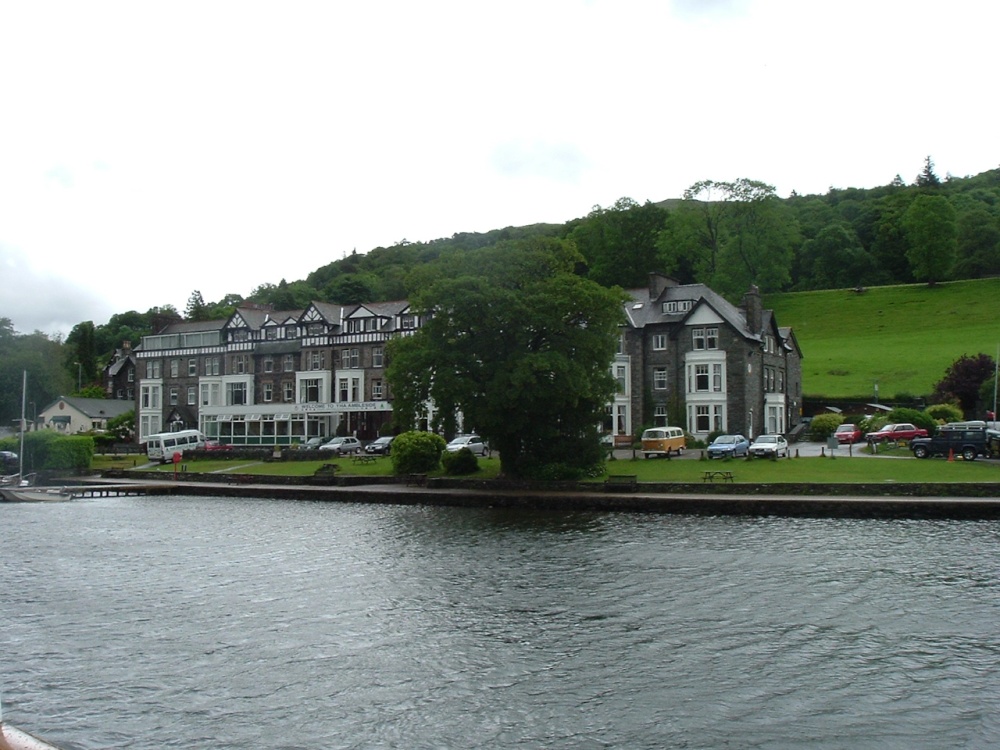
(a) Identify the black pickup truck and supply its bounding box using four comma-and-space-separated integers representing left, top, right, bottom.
910, 421, 1000, 461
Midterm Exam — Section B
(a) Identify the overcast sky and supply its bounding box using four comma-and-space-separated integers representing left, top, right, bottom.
1, 0, 996, 338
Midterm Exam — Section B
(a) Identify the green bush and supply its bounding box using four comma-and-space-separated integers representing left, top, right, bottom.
809, 413, 844, 440
441, 447, 479, 475
925, 402, 964, 424
44, 436, 94, 470
887, 407, 936, 435
0, 431, 94, 472
390, 431, 446, 475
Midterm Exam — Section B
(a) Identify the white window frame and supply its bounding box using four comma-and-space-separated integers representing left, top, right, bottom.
653, 367, 667, 390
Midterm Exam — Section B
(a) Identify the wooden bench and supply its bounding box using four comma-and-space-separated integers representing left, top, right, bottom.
702, 470, 734, 483
604, 474, 638, 491
351, 454, 377, 465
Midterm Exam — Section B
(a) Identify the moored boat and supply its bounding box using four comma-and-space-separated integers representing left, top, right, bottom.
0, 719, 63, 750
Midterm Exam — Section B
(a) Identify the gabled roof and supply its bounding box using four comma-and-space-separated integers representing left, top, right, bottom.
779, 326, 804, 358
624, 282, 760, 342
40, 397, 133, 420
261, 311, 303, 328
300, 301, 345, 326
360, 300, 410, 317
106, 353, 135, 377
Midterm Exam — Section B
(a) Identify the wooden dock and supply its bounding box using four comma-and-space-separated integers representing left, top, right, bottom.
62, 484, 174, 499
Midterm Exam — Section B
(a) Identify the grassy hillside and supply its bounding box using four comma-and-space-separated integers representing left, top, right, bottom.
764, 279, 1000, 399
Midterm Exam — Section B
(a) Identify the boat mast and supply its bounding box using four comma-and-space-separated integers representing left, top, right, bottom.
19, 369, 26, 483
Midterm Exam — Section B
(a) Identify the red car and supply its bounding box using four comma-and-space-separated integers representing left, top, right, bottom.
203, 440, 232, 451
865, 423, 928, 443
834, 423, 863, 444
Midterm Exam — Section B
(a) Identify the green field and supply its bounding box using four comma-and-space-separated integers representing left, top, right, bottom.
109, 449, 1000, 485
764, 279, 1000, 399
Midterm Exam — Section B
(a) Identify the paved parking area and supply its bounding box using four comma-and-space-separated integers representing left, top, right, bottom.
612, 440, 878, 461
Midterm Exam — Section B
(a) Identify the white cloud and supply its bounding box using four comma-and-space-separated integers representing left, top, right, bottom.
0, 0, 997, 338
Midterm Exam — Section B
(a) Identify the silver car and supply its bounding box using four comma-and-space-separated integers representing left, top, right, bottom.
445, 434, 487, 456
319, 436, 362, 454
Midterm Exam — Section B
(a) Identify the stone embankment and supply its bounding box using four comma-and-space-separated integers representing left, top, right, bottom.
80, 470, 1000, 520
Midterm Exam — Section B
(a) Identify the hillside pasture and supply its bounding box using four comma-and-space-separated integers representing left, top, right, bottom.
765, 279, 1000, 399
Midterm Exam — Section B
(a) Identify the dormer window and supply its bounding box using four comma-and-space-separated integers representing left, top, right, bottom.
663, 301, 677, 313
307, 323, 324, 336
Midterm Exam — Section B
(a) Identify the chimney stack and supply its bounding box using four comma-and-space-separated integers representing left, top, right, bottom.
742, 285, 762, 334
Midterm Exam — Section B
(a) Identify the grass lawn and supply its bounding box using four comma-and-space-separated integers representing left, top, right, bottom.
602, 453, 1000, 484
104, 449, 999, 485
764, 278, 1000, 399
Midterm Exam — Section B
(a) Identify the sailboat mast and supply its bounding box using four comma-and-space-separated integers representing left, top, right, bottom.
19, 369, 26, 482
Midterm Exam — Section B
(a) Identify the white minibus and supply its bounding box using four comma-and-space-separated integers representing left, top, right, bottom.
146, 429, 206, 463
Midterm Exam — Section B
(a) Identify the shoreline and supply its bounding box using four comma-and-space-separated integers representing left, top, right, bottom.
49, 471, 1000, 520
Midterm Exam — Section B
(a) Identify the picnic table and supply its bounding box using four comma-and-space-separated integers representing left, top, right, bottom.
351, 454, 377, 465
702, 470, 735, 483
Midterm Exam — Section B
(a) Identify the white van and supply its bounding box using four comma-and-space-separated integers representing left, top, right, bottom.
641, 427, 686, 458
146, 429, 206, 463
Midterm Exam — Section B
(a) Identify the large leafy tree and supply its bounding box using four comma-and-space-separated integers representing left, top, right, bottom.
660, 179, 799, 298
65, 321, 100, 391
903, 194, 957, 284
386, 238, 626, 479
932, 353, 996, 415
798, 223, 876, 290
0, 318, 71, 423
570, 197, 668, 289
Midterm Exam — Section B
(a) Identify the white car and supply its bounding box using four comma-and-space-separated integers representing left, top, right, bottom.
749, 434, 789, 458
445, 434, 487, 456
319, 436, 362, 454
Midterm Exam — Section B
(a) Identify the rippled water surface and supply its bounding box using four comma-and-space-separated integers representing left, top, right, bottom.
3, 496, 1000, 749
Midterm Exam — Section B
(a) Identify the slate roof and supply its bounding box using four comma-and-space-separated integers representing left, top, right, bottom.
623, 282, 760, 342
40, 397, 134, 420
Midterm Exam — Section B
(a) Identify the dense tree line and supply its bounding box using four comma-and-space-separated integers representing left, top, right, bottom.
6, 158, 998, 425
246, 157, 1000, 308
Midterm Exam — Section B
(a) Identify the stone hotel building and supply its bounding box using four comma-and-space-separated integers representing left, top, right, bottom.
133, 275, 802, 446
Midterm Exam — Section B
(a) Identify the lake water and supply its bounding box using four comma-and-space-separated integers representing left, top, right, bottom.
3, 495, 999, 749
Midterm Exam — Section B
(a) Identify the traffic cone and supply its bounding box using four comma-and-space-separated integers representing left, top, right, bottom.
947, 448, 954, 462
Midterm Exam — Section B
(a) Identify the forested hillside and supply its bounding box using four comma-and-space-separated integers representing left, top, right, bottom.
3, 158, 999, 420
237, 157, 999, 311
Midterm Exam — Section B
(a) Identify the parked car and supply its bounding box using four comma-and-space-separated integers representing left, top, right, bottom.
750, 434, 789, 458
445, 434, 487, 455
365, 436, 394, 455
866, 423, 928, 443
203, 440, 232, 452
302, 436, 330, 449
319, 436, 362, 454
911, 421, 1000, 461
706, 434, 750, 459
834, 423, 863, 444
